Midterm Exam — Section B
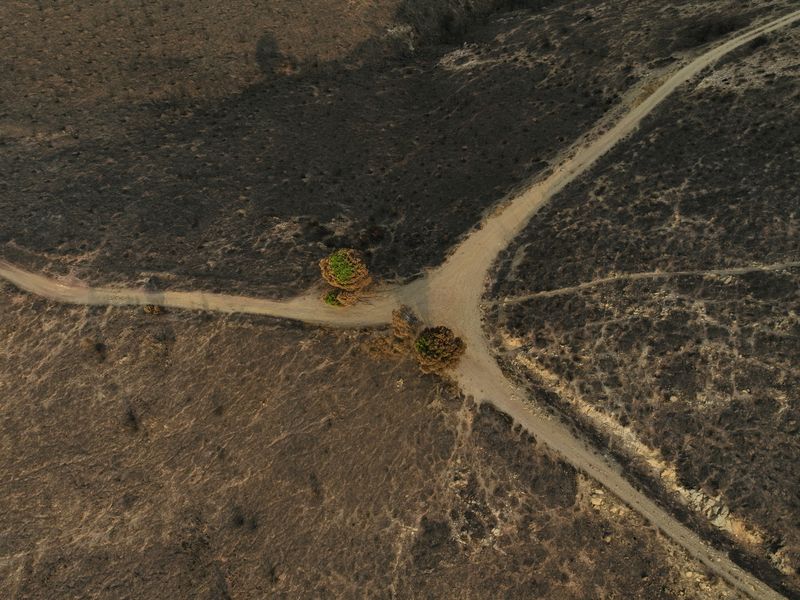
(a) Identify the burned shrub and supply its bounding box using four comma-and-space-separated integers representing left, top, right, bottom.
414, 326, 466, 373
80, 337, 108, 362
411, 516, 457, 572
230, 505, 258, 531
122, 404, 139, 432
674, 14, 748, 49
374, 307, 465, 372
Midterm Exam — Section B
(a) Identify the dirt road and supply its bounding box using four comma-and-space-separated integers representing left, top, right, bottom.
0, 258, 407, 327
3, 8, 799, 599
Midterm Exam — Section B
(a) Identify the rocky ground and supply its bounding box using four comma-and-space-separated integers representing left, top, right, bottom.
1, 0, 793, 297
487, 23, 800, 597
0, 285, 740, 599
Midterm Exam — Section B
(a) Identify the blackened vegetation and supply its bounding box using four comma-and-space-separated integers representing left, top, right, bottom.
411, 516, 457, 571
471, 404, 577, 507
499, 273, 800, 597
674, 14, 751, 50
496, 39, 800, 297
122, 403, 140, 432
397, 0, 561, 45
230, 505, 258, 531
255, 33, 294, 75
1, 9, 620, 295
401, 403, 688, 598
80, 337, 108, 362
489, 30, 800, 593
2, 0, 777, 297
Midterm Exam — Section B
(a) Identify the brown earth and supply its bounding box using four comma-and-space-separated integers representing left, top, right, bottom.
0, 286, 740, 599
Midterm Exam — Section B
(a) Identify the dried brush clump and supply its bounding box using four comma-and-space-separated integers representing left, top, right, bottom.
322, 289, 362, 307
392, 305, 422, 341
366, 306, 465, 374
414, 326, 465, 374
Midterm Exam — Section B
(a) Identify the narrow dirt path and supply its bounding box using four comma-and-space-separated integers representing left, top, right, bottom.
2, 9, 799, 599
0, 258, 406, 328
497, 259, 800, 305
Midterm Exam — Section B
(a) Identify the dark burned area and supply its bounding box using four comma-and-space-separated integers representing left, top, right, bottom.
491, 71, 800, 293
1, 0, 783, 297
488, 24, 800, 597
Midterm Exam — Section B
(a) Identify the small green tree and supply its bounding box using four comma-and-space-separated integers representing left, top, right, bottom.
319, 248, 371, 291
323, 291, 342, 306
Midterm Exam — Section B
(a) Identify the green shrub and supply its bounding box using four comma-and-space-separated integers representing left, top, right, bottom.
415, 335, 432, 356
323, 291, 342, 306
327, 250, 357, 284
319, 248, 372, 292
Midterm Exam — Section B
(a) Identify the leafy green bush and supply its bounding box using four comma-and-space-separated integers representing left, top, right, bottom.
415, 335, 433, 356
319, 248, 372, 292
328, 250, 358, 284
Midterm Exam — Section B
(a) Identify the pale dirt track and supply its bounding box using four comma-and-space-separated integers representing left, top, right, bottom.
497, 259, 800, 305
3, 9, 800, 600
0, 259, 406, 328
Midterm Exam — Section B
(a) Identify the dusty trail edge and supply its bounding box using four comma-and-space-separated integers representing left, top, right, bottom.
2, 10, 799, 600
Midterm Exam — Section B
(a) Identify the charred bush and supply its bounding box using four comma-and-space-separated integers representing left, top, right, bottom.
80, 337, 108, 362
414, 326, 466, 373
392, 305, 422, 341
411, 516, 456, 571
